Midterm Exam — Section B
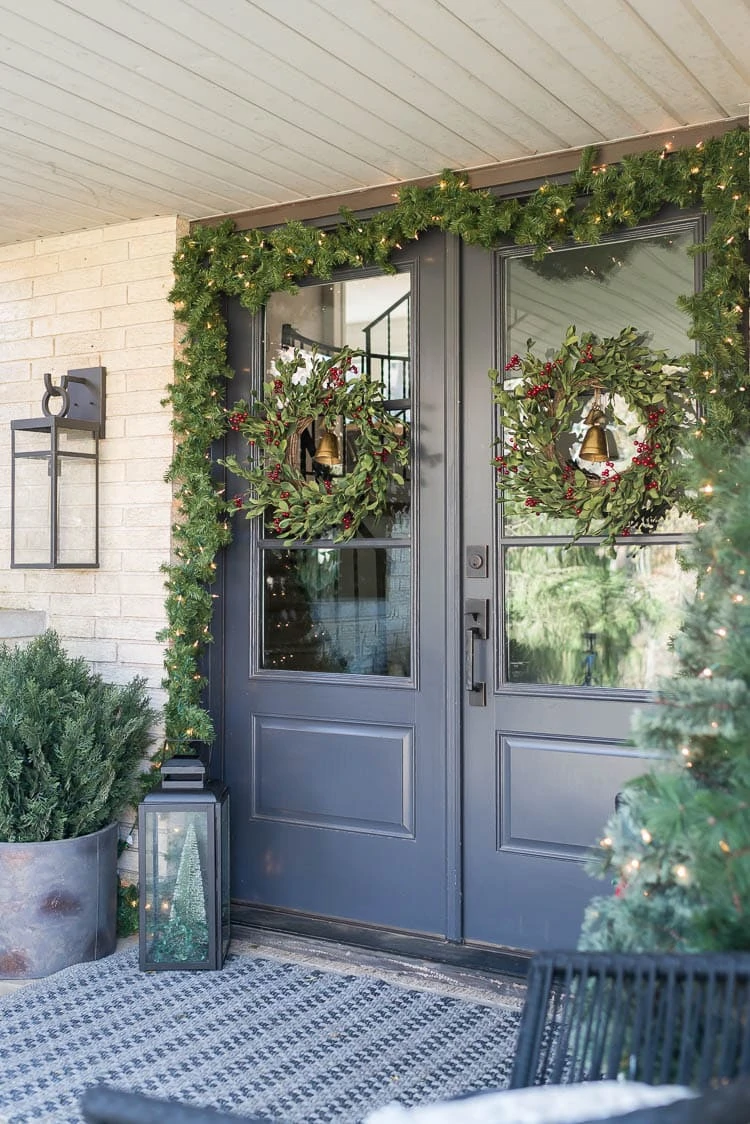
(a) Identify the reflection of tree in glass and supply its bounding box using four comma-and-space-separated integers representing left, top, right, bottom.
506, 547, 667, 688
264, 550, 345, 673
520, 235, 687, 289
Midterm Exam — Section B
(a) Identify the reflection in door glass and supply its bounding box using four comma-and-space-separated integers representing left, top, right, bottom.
264, 273, 411, 540
504, 543, 695, 690
263, 547, 411, 676
507, 228, 696, 359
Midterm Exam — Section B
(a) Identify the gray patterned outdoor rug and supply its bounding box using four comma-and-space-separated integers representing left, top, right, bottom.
0, 946, 521, 1124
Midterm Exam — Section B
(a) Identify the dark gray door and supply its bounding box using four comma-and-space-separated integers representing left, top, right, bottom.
460, 217, 702, 949
222, 216, 701, 953
223, 232, 456, 936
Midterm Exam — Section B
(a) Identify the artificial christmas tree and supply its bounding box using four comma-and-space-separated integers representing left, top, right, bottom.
580, 441, 750, 952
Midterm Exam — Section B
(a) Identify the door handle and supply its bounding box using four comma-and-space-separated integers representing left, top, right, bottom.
464, 598, 489, 707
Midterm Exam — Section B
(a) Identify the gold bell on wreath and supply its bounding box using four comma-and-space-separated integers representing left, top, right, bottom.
579, 388, 609, 463
313, 429, 341, 466
579, 409, 609, 462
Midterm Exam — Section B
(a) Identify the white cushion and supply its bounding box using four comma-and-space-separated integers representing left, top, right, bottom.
364, 1081, 697, 1124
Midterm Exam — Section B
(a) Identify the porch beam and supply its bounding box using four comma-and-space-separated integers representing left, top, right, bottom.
194, 115, 746, 233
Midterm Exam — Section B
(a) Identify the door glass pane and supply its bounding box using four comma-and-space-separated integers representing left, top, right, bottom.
264, 273, 411, 540
504, 543, 695, 689
507, 227, 696, 358
503, 227, 698, 538
262, 546, 411, 676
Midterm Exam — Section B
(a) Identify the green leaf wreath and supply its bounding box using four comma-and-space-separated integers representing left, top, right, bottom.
489, 325, 698, 543
222, 346, 409, 543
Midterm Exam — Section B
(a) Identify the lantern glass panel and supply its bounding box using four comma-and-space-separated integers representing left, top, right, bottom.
58, 454, 97, 565
143, 808, 212, 965
12, 452, 51, 566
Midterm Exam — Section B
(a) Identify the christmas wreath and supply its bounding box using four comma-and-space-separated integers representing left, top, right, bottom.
489, 325, 697, 543
222, 346, 409, 542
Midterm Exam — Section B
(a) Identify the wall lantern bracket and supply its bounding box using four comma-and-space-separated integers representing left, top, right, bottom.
40, 367, 106, 437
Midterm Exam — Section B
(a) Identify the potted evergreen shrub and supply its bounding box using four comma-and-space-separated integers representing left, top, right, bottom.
0, 631, 154, 979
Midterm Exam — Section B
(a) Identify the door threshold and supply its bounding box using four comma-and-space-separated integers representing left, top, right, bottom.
231, 905, 531, 1006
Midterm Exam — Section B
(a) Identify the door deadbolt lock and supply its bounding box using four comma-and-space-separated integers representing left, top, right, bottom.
465, 545, 488, 579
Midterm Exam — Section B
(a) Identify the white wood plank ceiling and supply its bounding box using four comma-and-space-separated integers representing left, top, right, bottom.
0, 0, 747, 245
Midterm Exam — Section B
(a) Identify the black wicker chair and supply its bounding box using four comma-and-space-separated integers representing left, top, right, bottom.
510, 950, 750, 1091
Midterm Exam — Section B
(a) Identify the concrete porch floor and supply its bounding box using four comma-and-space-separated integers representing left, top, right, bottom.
0, 928, 526, 1009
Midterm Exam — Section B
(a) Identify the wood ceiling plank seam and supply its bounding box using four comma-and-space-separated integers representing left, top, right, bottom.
0, 152, 165, 219
0, 70, 293, 207
689, 0, 750, 85
499, 0, 688, 126
0, 1, 392, 196
43, 0, 468, 177
194, 0, 500, 166
0, 185, 132, 229
394, 0, 650, 138
118, 0, 434, 183
0, 51, 299, 200
561, 0, 729, 121
0, 38, 331, 203
87, 0, 408, 185
308, 0, 571, 153
627, 0, 750, 106
0, 125, 227, 216
240, 0, 521, 159
0, 111, 265, 215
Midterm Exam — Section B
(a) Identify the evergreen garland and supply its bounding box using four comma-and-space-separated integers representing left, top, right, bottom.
165, 127, 749, 752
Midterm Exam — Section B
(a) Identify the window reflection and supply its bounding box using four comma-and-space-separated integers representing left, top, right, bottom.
263, 547, 411, 676
507, 228, 696, 360
504, 544, 695, 690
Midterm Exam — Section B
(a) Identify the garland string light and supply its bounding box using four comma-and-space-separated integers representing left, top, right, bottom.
164, 127, 749, 751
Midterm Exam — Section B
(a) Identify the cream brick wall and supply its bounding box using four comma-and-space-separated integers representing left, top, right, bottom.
0, 214, 187, 735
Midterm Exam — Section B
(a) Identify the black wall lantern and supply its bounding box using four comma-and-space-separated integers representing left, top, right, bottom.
139, 756, 230, 971
11, 367, 105, 568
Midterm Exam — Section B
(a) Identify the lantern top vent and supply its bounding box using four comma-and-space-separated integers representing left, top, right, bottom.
161, 756, 207, 790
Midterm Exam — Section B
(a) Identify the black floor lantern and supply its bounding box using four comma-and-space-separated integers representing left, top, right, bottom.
139, 756, 230, 971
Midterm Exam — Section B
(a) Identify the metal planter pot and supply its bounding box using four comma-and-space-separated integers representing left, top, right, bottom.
0, 821, 118, 979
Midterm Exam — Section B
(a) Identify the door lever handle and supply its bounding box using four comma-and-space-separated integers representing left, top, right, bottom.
464, 598, 489, 707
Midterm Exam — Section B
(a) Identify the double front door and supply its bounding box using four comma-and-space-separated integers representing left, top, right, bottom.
223, 217, 699, 952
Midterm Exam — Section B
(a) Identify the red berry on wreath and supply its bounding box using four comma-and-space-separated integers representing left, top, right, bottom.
233, 495, 244, 509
